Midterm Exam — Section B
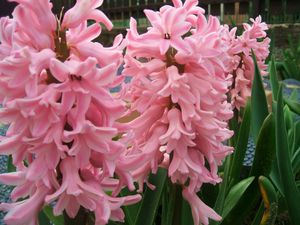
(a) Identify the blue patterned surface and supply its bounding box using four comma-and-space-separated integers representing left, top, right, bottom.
243, 137, 256, 166
0, 124, 9, 225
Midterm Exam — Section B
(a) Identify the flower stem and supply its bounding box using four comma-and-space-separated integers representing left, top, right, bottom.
163, 182, 182, 225
171, 184, 182, 225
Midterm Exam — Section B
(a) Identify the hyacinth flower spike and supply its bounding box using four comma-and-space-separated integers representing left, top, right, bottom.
0, 0, 141, 224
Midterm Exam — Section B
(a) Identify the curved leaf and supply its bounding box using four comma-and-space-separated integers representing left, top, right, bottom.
134, 168, 167, 225
251, 51, 269, 143
275, 84, 300, 225
250, 113, 276, 177
222, 176, 255, 219
229, 100, 251, 186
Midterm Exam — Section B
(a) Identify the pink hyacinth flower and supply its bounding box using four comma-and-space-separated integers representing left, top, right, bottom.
225, 16, 270, 109
123, 0, 234, 224
0, 0, 140, 224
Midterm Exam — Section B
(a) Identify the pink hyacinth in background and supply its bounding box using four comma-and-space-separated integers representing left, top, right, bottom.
224, 16, 270, 109
0, 0, 140, 224
122, 0, 234, 224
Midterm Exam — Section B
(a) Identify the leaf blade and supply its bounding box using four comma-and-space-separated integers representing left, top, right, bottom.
269, 57, 279, 102
251, 51, 269, 143
134, 168, 167, 225
222, 176, 255, 219
229, 100, 251, 186
250, 113, 276, 177
275, 84, 300, 225
43, 205, 64, 225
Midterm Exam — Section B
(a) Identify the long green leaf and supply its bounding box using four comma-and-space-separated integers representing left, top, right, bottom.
43, 205, 64, 225
250, 113, 276, 177
221, 177, 255, 219
212, 156, 232, 224
251, 51, 269, 143
229, 100, 251, 187
120, 187, 141, 225
250, 202, 264, 225
180, 198, 194, 225
134, 168, 167, 225
275, 84, 300, 225
220, 113, 275, 225
164, 184, 182, 225
269, 57, 279, 102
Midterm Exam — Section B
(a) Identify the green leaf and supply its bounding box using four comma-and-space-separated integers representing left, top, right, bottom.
251, 51, 269, 143
120, 187, 141, 225
212, 156, 232, 224
284, 98, 300, 115
250, 202, 264, 225
163, 184, 182, 225
43, 205, 64, 225
229, 100, 251, 186
269, 57, 279, 102
292, 121, 300, 154
289, 89, 298, 101
250, 113, 276, 177
284, 105, 294, 132
220, 181, 261, 225
275, 84, 300, 225
221, 112, 277, 225
7, 155, 16, 172
258, 176, 278, 208
283, 59, 300, 80
134, 168, 167, 225
38, 210, 51, 225
180, 198, 194, 225
257, 177, 278, 225
222, 177, 255, 219
292, 147, 300, 175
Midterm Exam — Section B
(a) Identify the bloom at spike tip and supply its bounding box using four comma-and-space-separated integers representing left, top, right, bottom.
224, 16, 270, 109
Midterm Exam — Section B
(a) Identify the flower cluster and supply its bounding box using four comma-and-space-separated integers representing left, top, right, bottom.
0, 0, 271, 224
0, 0, 140, 224
224, 16, 270, 109
122, 1, 234, 224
